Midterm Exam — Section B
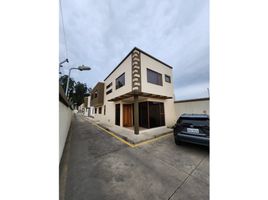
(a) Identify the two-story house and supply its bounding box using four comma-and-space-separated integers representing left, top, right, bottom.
90, 47, 176, 135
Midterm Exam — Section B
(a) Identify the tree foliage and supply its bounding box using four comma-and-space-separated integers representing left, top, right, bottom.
72, 82, 88, 107
59, 75, 75, 96
59, 75, 89, 108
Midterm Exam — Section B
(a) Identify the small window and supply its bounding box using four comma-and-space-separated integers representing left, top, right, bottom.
104, 105, 106, 115
147, 68, 162, 86
116, 73, 125, 89
94, 91, 98, 98
99, 107, 102, 114
165, 75, 171, 83
95, 107, 97, 114
106, 82, 112, 89
106, 89, 112, 95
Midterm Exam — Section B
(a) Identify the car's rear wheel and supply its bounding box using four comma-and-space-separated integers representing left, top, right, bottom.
175, 137, 182, 145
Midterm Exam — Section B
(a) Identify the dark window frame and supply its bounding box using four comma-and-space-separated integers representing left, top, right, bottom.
94, 90, 98, 98
106, 82, 112, 89
116, 73, 125, 89
165, 74, 171, 83
106, 89, 112, 95
147, 68, 163, 86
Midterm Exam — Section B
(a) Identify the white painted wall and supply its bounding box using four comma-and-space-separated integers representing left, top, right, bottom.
140, 52, 174, 97
140, 52, 176, 127
93, 50, 177, 129
92, 54, 132, 124
86, 96, 94, 116
59, 102, 73, 162
174, 100, 210, 119
104, 55, 132, 100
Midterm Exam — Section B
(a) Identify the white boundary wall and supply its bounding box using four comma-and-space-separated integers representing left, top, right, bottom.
59, 102, 73, 162
174, 99, 210, 119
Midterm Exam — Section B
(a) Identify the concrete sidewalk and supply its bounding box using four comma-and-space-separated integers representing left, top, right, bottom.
84, 116, 173, 144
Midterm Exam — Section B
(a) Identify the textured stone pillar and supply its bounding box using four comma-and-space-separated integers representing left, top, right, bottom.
132, 49, 141, 92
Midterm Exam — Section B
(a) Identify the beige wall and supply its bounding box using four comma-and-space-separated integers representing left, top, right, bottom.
174, 100, 210, 119
92, 54, 132, 125
59, 102, 73, 162
92, 49, 176, 129
140, 52, 174, 97
104, 55, 132, 101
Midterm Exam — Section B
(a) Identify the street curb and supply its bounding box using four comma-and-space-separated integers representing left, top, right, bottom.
95, 122, 173, 146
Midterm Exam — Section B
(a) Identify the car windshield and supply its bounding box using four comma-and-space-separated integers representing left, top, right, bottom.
178, 118, 209, 127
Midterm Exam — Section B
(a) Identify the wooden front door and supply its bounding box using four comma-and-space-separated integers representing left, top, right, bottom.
123, 104, 133, 127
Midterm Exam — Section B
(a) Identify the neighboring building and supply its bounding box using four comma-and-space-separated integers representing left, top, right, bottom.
174, 97, 210, 119
90, 47, 176, 135
85, 95, 94, 117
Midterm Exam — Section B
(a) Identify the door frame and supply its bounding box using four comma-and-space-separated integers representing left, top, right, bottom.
123, 104, 133, 127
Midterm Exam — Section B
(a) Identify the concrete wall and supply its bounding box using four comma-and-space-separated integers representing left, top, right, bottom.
59, 101, 73, 162
174, 99, 210, 119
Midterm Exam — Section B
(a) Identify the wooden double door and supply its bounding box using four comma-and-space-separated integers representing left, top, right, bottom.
123, 104, 133, 127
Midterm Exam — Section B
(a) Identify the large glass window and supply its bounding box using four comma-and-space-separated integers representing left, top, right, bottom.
116, 73, 125, 89
139, 101, 165, 128
147, 68, 162, 86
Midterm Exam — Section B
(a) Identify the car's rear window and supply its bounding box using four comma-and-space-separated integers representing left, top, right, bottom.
178, 118, 209, 127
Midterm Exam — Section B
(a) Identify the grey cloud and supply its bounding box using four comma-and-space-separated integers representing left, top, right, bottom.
60, 0, 209, 100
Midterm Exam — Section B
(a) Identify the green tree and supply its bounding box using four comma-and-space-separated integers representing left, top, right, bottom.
59, 75, 76, 96
72, 82, 88, 107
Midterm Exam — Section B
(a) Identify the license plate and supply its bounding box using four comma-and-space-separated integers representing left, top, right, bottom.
187, 128, 199, 134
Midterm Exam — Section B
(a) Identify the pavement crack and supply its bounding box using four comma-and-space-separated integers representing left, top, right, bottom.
167, 155, 206, 200
93, 147, 127, 160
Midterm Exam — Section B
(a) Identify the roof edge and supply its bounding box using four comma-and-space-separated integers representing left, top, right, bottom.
104, 47, 173, 81
174, 97, 210, 103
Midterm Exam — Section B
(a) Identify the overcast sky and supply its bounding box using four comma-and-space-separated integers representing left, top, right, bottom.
59, 0, 209, 100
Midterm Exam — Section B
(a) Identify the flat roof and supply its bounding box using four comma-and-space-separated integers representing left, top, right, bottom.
174, 97, 209, 103
104, 47, 173, 81
180, 113, 209, 118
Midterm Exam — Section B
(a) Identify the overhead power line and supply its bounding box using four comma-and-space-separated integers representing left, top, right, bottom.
59, 0, 69, 59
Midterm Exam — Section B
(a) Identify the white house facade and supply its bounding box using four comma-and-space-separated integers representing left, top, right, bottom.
90, 47, 176, 135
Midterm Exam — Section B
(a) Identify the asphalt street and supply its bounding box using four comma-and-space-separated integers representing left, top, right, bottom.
60, 114, 209, 200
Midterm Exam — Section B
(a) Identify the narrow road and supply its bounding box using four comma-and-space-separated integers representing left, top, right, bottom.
60, 114, 209, 200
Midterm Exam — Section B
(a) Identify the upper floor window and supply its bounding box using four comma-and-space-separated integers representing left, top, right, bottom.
106, 82, 112, 89
116, 73, 125, 89
94, 91, 98, 98
106, 89, 112, 95
147, 68, 162, 86
165, 74, 171, 83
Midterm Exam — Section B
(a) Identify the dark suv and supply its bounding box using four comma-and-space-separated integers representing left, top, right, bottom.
173, 114, 209, 146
